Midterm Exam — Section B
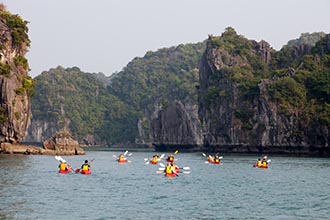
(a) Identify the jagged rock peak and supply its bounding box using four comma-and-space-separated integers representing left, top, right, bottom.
0, 4, 34, 144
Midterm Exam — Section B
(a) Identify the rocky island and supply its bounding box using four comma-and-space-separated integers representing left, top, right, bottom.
0, 5, 84, 155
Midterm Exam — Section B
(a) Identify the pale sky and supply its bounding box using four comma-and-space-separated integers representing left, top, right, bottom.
2, 0, 330, 77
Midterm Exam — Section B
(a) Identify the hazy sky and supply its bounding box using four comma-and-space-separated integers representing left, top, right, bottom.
2, 0, 330, 77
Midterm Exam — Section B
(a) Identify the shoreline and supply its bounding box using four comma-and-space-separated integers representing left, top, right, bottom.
0, 143, 85, 155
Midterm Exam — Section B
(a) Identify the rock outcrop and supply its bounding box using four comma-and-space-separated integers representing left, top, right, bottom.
0, 6, 33, 144
151, 101, 203, 151
43, 130, 85, 155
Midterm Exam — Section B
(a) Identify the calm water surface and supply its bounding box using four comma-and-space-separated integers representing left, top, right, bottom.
0, 151, 329, 220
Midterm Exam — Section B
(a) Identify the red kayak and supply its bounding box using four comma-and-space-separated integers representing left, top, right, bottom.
118, 159, 128, 163
207, 158, 221, 164
253, 164, 268, 169
58, 167, 72, 174
150, 160, 158, 164
165, 173, 177, 177
81, 170, 92, 175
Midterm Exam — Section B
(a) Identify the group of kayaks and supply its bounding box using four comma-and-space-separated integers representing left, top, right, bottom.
56, 151, 271, 177
55, 155, 93, 175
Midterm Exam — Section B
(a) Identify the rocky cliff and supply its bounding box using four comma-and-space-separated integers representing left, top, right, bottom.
0, 6, 33, 144
151, 101, 203, 151
198, 28, 329, 155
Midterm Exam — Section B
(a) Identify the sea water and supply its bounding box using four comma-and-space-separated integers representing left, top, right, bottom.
0, 151, 329, 220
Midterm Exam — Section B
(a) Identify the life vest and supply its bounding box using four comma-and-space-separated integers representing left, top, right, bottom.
261, 161, 267, 167
82, 163, 89, 171
215, 158, 220, 163
257, 161, 262, 167
118, 156, 126, 162
59, 163, 67, 171
208, 156, 214, 162
151, 157, 158, 164
165, 165, 172, 174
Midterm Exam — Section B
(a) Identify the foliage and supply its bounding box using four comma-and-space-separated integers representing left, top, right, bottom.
32, 66, 138, 143
14, 55, 29, 70
109, 42, 205, 112
0, 9, 30, 47
0, 63, 11, 77
23, 76, 35, 97
268, 77, 306, 109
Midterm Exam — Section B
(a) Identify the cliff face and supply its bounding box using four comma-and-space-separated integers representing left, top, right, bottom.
151, 101, 203, 151
0, 7, 32, 144
198, 29, 329, 155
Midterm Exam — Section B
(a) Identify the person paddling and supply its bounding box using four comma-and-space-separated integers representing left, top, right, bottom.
261, 156, 268, 168
207, 155, 214, 163
81, 160, 91, 171
164, 162, 178, 176
150, 154, 159, 164
118, 154, 127, 162
257, 158, 262, 167
214, 153, 221, 164
59, 160, 69, 171
166, 154, 174, 162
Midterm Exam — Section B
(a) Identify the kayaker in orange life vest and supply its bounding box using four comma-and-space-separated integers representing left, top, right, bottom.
261, 156, 268, 168
150, 154, 159, 164
164, 162, 177, 175
256, 158, 262, 167
118, 154, 126, 162
207, 155, 214, 163
81, 160, 90, 171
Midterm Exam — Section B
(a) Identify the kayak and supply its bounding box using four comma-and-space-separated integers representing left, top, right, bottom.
118, 159, 128, 163
165, 173, 177, 177
58, 167, 72, 174
253, 164, 268, 169
207, 159, 220, 164
81, 170, 92, 175
150, 160, 158, 165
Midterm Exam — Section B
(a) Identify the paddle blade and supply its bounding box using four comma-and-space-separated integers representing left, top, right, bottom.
75, 168, 80, 173
124, 150, 128, 156
174, 150, 179, 154
202, 153, 207, 157
159, 162, 165, 168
